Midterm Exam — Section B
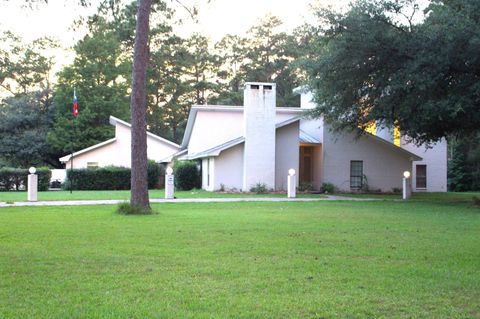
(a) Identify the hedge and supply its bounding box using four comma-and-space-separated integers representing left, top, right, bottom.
66, 161, 162, 190
174, 160, 200, 191
0, 167, 51, 191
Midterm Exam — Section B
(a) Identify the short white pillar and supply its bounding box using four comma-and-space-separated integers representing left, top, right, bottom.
402, 171, 411, 200
287, 168, 296, 198
165, 167, 174, 199
28, 167, 38, 202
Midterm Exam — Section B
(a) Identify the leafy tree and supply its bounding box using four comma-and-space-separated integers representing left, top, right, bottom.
214, 34, 248, 105
184, 33, 219, 105
213, 15, 301, 107
48, 16, 131, 156
0, 32, 57, 167
0, 32, 56, 98
448, 133, 480, 191
0, 92, 56, 167
146, 33, 213, 143
147, 33, 219, 142
302, 0, 480, 144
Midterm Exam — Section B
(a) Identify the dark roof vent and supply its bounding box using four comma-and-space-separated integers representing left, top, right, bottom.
264, 85, 272, 90
250, 84, 260, 90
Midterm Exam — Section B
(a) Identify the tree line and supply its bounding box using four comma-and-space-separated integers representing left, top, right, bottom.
0, 2, 302, 164
0, 0, 478, 191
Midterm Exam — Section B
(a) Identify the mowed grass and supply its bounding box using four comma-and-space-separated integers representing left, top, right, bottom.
0, 199, 479, 318
338, 191, 480, 204
0, 189, 322, 202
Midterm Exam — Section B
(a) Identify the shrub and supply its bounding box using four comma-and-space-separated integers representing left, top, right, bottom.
34, 167, 52, 191
147, 160, 163, 189
250, 182, 268, 194
298, 182, 314, 192
392, 187, 402, 194
67, 166, 130, 190
174, 160, 200, 191
66, 163, 161, 190
0, 168, 22, 191
473, 196, 480, 207
0, 167, 51, 191
320, 182, 335, 194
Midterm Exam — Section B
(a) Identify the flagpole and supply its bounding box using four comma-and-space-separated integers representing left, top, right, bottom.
70, 87, 76, 194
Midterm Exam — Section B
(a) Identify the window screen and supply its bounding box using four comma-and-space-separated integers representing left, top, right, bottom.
350, 161, 363, 189
416, 165, 427, 189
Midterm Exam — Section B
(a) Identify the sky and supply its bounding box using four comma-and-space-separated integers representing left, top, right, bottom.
0, 0, 351, 74
0, 0, 351, 43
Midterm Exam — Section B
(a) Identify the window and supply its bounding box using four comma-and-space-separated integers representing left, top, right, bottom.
87, 162, 98, 169
350, 161, 363, 189
416, 165, 427, 189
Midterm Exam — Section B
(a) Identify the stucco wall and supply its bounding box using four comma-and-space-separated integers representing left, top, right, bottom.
187, 108, 302, 155
116, 124, 180, 166
400, 138, 448, 192
66, 122, 179, 169
66, 140, 121, 169
322, 125, 412, 192
213, 143, 244, 191
188, 111, 244, 154
275, 122, 300, 191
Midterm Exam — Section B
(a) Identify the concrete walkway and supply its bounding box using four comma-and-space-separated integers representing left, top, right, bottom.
0, 195, 377, 208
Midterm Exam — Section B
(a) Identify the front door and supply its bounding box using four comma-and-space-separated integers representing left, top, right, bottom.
299, 146, 314, 184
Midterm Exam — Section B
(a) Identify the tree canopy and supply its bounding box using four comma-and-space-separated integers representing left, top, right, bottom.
303, 0, 480, 145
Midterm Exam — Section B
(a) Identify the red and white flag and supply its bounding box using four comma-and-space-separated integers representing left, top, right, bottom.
73, 89, 78, 118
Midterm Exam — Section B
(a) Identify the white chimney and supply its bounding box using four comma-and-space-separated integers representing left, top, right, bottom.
243, 82, 276, 191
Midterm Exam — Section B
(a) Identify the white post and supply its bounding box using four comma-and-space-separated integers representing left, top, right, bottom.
28, 167, 38, 202
287, 169, 296, 198
165, 167, 174, 199
402, 171, 411, 200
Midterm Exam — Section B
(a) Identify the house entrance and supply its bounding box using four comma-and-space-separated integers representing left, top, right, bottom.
299, 146, 314, 184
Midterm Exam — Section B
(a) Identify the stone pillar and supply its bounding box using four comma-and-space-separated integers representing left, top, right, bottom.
287, 169, 296, 198
165, 167, 174, 199
402, 177, 411, 200
243, 82, 276, 191
28, 167, 38, 202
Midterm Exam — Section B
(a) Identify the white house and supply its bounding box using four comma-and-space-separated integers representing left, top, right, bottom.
59, 116, 181, 169
172, 82, 447, 193
61, 82, 447, 193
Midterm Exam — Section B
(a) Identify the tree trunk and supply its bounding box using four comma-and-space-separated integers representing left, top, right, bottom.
130, 0, 151, 208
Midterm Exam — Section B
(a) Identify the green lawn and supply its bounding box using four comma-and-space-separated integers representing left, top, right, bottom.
0, 199, 479, 318
0, 189, 324, 202
2, 187, 477, 204
336, 191, 480, 204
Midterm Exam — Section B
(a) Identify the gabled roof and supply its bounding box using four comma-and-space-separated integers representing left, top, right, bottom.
109, 116, 181, 149
181, 137, 245, 160
180, 118, 302, 161
59, 116, 181, 163
276, 116, 301, 128
364, 132, 422, 161
180, 105, 305, 148
59, 138, 117, 163
300, 129, 321, 144
159, 149, 188, 163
